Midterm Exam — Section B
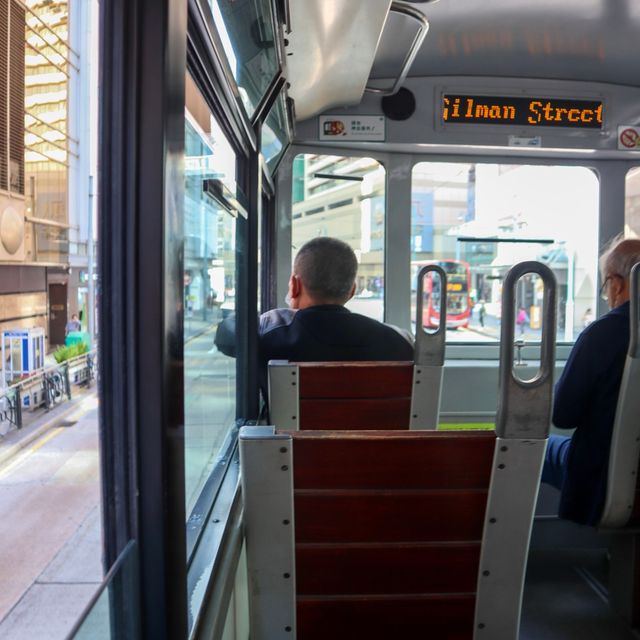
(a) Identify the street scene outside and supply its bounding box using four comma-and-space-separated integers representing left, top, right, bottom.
292, 155, 606, 345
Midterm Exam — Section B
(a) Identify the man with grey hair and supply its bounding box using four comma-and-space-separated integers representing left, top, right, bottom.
215, 237, 413, 394
542, 236, 640, 525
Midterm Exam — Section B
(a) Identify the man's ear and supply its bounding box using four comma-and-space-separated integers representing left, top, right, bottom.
290, 274, 302, 298
348, 282, 356, 301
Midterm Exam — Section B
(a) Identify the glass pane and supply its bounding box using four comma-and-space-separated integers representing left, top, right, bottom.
72, 544, 138, 640
411, 163, 599, 343
209, 0, 279, 118
184, 75, 238, 518
261, 93, 288, 173
625, 167, 640, 237
0, 2, 103, 638
291, 155, 386, 321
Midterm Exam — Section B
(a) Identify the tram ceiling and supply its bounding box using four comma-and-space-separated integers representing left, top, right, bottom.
285, 0, 640, 124
370, 0, 640, 89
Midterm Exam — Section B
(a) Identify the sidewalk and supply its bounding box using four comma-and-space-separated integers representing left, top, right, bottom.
0, 389, 102, 640
0, 385, 96, 468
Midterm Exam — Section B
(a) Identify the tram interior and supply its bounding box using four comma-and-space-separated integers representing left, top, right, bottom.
70, 0, 640, 638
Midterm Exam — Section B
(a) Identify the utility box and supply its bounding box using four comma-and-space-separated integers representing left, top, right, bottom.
1, 328, 46, 387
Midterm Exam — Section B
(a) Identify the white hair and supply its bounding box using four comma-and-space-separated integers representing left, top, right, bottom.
599, 234, 640, 280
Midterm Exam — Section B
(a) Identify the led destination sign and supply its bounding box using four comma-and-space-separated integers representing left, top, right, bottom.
442, 95, 603, 129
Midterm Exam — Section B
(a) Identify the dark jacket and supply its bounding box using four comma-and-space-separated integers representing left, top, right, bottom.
553, 301, 630, 525
215, 305, 414, 395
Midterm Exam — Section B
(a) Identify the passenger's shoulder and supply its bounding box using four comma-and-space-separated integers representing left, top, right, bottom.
576, 309, 628, 350
259, 308, 297, 334
351, 313, 414, 345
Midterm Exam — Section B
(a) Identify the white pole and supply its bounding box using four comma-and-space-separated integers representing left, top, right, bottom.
564, 249, 575, 342
88, 175, 95, 346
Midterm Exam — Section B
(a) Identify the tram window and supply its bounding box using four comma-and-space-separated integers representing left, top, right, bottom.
184, 75, 239, 521
209, 0, 279, 118
411, 163, 599, 343
625, 167, 640, 237
261, 93, 289, 174
291, 154, 386, 321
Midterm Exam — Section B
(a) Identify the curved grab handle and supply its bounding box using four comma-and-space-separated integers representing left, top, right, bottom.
365, 2, 429, 97
496, 261, 557, 439
415, 264, 446, 367
630, 262, 639, 359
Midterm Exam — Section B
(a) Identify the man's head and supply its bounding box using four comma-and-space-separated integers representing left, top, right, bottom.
287, 237, 358, 309
71, 313, 79, 321
599, 235, 640, 309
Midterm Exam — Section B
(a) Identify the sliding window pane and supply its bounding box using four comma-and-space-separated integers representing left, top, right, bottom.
261, 93, 288, 173
626, 167, 640, 237
209, 0, 279, 118
184, 75, 238, 520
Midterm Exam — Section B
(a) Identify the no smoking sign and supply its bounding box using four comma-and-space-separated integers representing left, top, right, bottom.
618, 125, 640, 150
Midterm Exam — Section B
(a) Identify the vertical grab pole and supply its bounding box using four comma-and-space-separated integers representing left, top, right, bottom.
600, 262, 640, 528
410, 265, 446, 430
474, 261, 557, 640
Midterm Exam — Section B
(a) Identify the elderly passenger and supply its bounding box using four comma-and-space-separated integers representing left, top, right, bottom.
542, 236, 640, 525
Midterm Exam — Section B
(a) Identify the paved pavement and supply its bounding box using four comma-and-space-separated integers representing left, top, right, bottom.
0, 390, 101, 640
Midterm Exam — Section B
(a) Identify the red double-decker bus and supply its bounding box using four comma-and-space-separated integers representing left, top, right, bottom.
412, 259, 472, 329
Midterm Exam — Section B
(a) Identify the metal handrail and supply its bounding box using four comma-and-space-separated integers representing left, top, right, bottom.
3, 350, 96, 392
365, 1, 430, 97
414, 264, 446, 367
496, 261, 557, 439
0, 351, 96, 432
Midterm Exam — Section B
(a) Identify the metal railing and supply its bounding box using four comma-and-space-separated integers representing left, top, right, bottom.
0, 351, 96, 434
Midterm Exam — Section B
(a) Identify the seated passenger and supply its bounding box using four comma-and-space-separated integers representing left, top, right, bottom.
215, 237, 414, 393
542, 236, 640, 526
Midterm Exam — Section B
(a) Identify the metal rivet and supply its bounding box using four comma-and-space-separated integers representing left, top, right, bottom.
416, 380, 421, 384
291, 371, 296, 375
285, 626, 292, 632
292, 382, 296, 386
489, 517, 497, 524
213, 518, 220, 523
291, 416, 296, 420
283, 573, 290, 579
412, 414, 418, 418
498, 463, 505, 470
483, 570, 490, 576
417, 369, 422, 374
478, 623, 485, 630
280, 447, 287, 453
283, 519, 290, 525
500, 446, 508, 452
281, 465, 288, 471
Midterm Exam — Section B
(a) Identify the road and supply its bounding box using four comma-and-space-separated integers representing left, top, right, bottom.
0, 391, 101, 640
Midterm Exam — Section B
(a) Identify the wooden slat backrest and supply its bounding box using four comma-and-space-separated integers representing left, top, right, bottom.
287, 430, 496, 639
294, 361, 414, 430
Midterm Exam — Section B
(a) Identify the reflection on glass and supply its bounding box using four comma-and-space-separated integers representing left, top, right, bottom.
261, 94, 288, 173
625, 167, 640, 237
291, 155, 386, 321
184, 75, 238, 518
209, 0, 279, 117
72, 544, 138, 640
411, 163, 599, 343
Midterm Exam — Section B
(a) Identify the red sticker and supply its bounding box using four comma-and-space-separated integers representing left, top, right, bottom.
620, 128, 640, 148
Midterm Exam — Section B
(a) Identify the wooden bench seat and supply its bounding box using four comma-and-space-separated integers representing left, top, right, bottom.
241, 261, 558, 639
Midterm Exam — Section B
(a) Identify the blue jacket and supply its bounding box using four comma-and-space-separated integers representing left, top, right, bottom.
553, 301, 630, 525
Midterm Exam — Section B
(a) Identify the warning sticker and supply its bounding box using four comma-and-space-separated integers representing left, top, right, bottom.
618, 126, 640, 150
